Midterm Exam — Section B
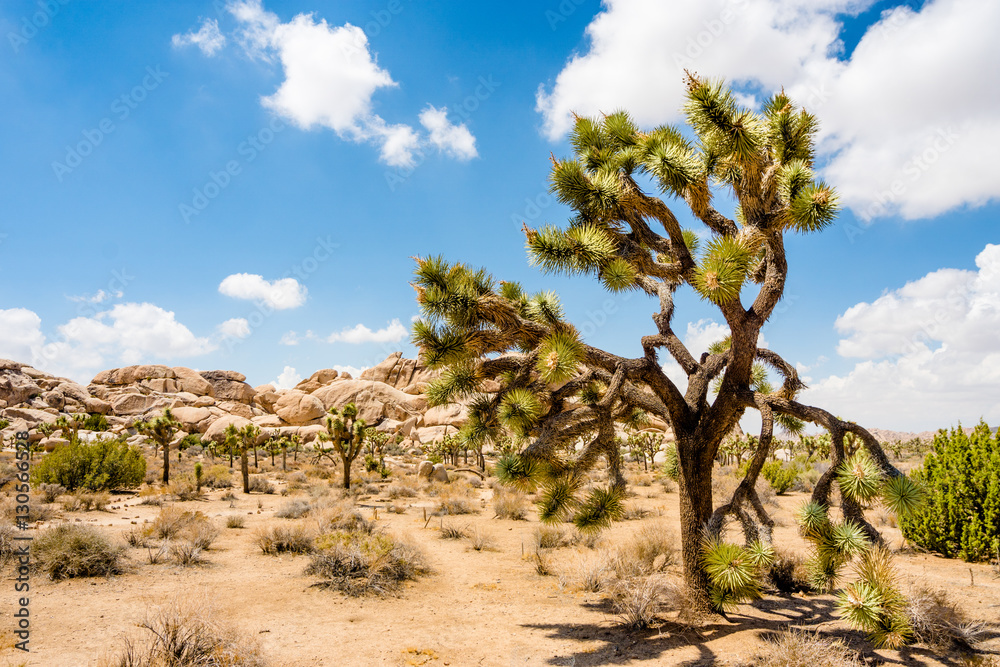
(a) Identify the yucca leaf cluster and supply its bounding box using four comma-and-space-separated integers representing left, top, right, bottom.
836, 547, 912, 649
899, 421, 1000, 562
700, 535, 775, 612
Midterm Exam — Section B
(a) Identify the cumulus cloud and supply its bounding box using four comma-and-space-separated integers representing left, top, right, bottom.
218, 317, 251, 339
218, 273, 306, 310
172, 18, 227, 56
537, 0, 1000, 221
332, 364, 365, 378
419, 106, 477, 160
660, 318, 769, 389
327, 319, 408, 344
272, 365, 302, 389
0, 304, 216, 381
213, 1, 476, 168
802, 244, 1000, 430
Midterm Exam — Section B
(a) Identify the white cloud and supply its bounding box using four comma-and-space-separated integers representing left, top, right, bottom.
659, 318, 769, 389
218, 273, 306, 310
219, 1, 478, 168
0, 303, 216, 381
272, 365, 302, 389
68, 289, 120, 304
803, 244, 1000, 430
536, 0, 1000, 221
218, 317, 251, 339
279, 331, 299, 346
332, 364, 365, 378
172, 18, 227, 56
419, 106, 477, 160
327, 319, 408, 344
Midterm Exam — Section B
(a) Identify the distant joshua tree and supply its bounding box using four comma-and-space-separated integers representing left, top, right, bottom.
136, 408, 181, 484
316, 403, 367, 490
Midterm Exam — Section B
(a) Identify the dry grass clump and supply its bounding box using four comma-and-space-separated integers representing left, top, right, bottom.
906, 583, 985, 651
0, 494, 54, 522
305, 530, 427, 596
0, 523, 17, 568
607, 522, 675, 578
435, 492, 477, 516
274, 500, 311, 519
98, 604, 270, 666
225, 515, 245, 529
313, 499, 373, 534
246, 476, 275, 494
609, 574, 676, 629
138, 487, 165, 506
532, 525, 574, 550
168, 476, 200, 501
169, 542, 205, 567
37, 482, 66, 503
469, 526, 495, 552
254, 524, 314, 555
732, 629, 863, 667
493, 490, 527, 520
386, 482, 418, 499
34, 524, 127, 580
439, 523, 468, 540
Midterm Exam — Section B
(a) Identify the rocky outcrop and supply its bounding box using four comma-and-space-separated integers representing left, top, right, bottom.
311, 379, 427, 424
359, 352, 438, 395
199, 371, 256, 404
273, 390, 326, 425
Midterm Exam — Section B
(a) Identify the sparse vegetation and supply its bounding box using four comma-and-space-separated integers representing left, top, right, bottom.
306, 530, 427, 596
30, 436, 146, 491
34, 524, 127, 580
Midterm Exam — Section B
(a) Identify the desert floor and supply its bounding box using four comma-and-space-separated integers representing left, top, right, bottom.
1, 453, 998, 667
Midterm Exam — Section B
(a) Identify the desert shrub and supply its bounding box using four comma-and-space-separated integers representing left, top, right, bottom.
607, 522, 675, 578
123, 527, 149, 548
469, 526, 495, 551
73, 490, 111, 511
151, 508, 214, 544
306, 530, 427, 596
0, 494, 53, 523
493, 490, 527, 520
767, 549, 812, 593
906, 584, 984, 651
30, 437, 145, 491
200, 465, 233, 489
761, 461, 799, 495
275, 500, 311, 519
313, 499, 373, 534
435, 494, 476, 515
533, 525, 573, 550
247, 476, 275, 494
569, 554, 608, 592
82, 413, 109, 432
170, 542, 204, 566
734, 629, 863, 667
609, 575, 674, 629
439, 523, 467, 540
168, 476, 200, 501
37, 483, 66, 503
225, 515, 245, 529
254, 525, 313, 554
0, 523, 16, 568
386, 482, 417, 499
185, 520, 220, 551
98, 605, 270, 667
34, 524, 127, 580
900, 421, 1000, 562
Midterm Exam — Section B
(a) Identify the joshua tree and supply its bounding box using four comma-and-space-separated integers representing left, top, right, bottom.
136, 408, 181, 484
54, 413, 86, 443
317, 403, 367, 490
225, 422, 261, 494
411, 74, 917, 609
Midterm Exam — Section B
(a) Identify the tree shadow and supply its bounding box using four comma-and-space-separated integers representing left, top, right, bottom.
522, 596, 1000, 666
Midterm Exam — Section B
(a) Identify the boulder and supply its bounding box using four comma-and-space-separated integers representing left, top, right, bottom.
170, 406, 215, 433
412, 425, 453, 444
217, 401, 255, 420
311, 379, 426, 423
142, 378, 179, 393
429, 463, 450, 483
2, 407, 58, 426
199, 371, 255, 404
253, 388, 280, 412
203, 414, 251, 443
294, 379, 323, 394
273, 390, 325, 425
0, 369, 41, 406
251, 414, 283, 429
92, 365, 176, 386
41, 390, 65, 410
307, 369, 340, 385
110, 393, 170, 416
192, 395, 215, 408
359, 352, 438, 391
417, 461, 435, 479
172, 367, 214, 396
56, 382, 91, 405
422, 403, 468, 428
41, 436, 70, 452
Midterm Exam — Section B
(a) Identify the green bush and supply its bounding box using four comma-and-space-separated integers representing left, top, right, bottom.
660, 443, 680, 482
30, 436, 146, 491
82, 413, 108, 432
900, 421, 1000, 562
761, 461, 799, 495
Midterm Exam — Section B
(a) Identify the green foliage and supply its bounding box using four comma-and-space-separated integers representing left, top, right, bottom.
494, 453, 542, 491
660, 443, 680, 481
573, 486, 625, 532
836, 547, 912, 649
836, 452, 884, 504
700, 535, 774, 612
30, 436, 145, 491
761, 460, 798, 494
900, 421, 1000, 562
82, 413, 108, 432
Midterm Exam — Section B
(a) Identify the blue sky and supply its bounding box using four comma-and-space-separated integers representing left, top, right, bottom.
1, 0, 997, 432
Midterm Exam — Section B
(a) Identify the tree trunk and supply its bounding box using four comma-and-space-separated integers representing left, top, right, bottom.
253, 447, 258, 467
162, 440, 170, 484
229, 450, 234, 468
282, 449, 287, 472
342, 455, 352, 490
677, 442, 715, 609
271, 450, 275, 466
241, 449, 250, 493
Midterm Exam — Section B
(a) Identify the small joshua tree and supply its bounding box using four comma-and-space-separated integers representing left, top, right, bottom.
317, 403, 367, 490
55, 413, 87, 444
136, 408, 181, 484
225, 422, 261, 494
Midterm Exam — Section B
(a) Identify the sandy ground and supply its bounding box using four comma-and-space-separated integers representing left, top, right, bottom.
2, 456, 998, 667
